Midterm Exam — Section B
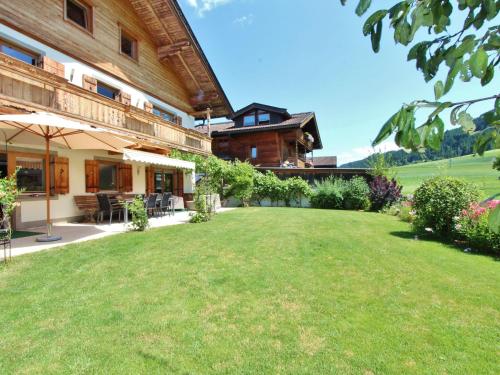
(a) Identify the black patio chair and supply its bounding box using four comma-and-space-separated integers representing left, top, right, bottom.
145, 193, 159, 217
97, 194, 124, 224
159, 193, 173, 216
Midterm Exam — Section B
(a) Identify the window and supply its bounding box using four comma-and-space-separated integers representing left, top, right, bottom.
243, 114, 255, 126
99, 162, 117, 191
251, 146, 257, 159
96, 81, 119, 100
0, 39, 39, 65
120, 28, 138, 60
154, 172, 173, 194
65, 0, 93, 33
16, 156, 45, 193
152, 106, 175, 122
258, 112, 270, 125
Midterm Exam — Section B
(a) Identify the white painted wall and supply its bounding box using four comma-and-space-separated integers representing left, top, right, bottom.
0, 24, 196, 128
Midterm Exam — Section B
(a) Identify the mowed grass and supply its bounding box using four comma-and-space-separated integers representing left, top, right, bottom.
395, 149, 500, 197
0, 208, 499, 374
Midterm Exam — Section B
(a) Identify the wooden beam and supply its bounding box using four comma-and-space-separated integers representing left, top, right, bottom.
158, 40, 192, 60
189, 91, 219, 106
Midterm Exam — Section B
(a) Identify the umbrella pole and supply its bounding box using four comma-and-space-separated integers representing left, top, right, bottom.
36, 134, 61, 242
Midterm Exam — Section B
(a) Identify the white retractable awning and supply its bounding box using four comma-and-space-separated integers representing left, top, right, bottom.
123, 149, 195, 170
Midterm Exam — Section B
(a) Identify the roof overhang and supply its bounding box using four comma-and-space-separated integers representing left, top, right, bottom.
128, 0, 233, 119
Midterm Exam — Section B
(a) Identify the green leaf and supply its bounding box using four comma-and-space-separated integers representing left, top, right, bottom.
473, 126, 496, 155
434, 80, 444, 100
428, 101, 452, 120
489, 205, 500, 234
469, 47, 488, 78
356, 0, 372, 16
362, 10, 388, 36
457, 111, 476, 133
373, 111, 399, 146
450, 105, 465, 126
444, 59, 462, 94
370, 20, 383, 53
426, 116, 445, 150
481, 63, 494, 86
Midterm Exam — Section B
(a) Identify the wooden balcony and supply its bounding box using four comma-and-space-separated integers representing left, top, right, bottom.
0, 54, 211, 155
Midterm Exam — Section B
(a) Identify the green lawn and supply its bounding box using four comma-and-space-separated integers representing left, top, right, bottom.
395, 149, 500, 198
1, 208, 499, 374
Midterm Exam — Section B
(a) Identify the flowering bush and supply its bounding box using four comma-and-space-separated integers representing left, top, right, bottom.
454, 200, 500, 254
413, 177, 479, 236
0, 171, 22, 233
369, 175, 403, 211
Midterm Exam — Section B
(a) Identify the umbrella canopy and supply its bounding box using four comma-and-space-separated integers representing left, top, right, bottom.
0, 112, 139, 242
0, 112, 136, 151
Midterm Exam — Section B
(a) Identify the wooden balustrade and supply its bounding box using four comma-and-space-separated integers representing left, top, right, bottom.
0, 54, 211, 155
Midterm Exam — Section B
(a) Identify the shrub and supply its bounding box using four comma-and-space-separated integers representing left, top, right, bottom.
310, 177, 345, 209
310, 177, 370, 210
284, 177, 313, 207
190, 177, 215, 223
225, 161, 255, 206
343, 177, 371, 210
384, 200, 415, 223
413, 177, 479, 236
369, 175, 403, 211
454, 200, 500, 254
125, 196, 149, 231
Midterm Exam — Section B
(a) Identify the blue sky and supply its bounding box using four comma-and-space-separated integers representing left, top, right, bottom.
180, 0, 499, 164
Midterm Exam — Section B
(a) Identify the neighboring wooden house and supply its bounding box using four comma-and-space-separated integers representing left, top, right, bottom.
197, 103, 323, 168
307, 156, 338, 168
0, 0, 232, 229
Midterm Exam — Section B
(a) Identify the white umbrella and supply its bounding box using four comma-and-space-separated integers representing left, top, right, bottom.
0, 112, 138, 242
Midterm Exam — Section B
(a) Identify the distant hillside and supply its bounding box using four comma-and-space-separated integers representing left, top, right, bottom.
395, 149, 500, 198
342, 114, 492, 168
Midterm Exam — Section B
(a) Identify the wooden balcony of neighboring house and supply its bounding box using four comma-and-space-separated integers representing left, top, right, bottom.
296, 131, 315, 151
0, 53, 212, 155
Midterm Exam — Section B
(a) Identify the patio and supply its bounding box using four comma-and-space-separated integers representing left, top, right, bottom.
2, 208, 235, 260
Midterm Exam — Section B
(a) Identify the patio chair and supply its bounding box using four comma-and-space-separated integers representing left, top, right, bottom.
96, 194, 124, 224
145, 193, 159, 217
159, 193, 174, 216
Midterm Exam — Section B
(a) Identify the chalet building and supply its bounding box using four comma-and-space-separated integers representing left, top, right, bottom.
0, 0, 232, 229
307, 156, 338, 168
197, 103, 323, 168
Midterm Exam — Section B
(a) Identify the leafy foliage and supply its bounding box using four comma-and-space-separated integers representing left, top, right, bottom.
124, 196, 148, 232
310, 177, 370, 210
283, 177, 313, 207
342, 0, 500, 155
190, 177, 215, 223
369, 176, 403, 211
342, 114, 494, 167
0, 170, 22, 236
454, 200, 500, 253
413, 176, 479, 236
224, 161, 255, 206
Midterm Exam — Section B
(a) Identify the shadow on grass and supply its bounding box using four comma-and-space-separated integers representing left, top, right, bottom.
390, 230, 500, 261
138, 350, 176, 371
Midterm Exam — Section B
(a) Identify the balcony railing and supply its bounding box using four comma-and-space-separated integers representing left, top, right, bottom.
0, 54, 211, 155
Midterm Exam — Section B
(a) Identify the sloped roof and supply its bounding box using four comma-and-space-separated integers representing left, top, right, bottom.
128, 0, 233, 119
196, 111, 323, 149
232, 103, 291, 120
307, 156, 338, 167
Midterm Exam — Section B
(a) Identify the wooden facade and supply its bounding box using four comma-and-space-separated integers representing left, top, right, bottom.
207, 103, 323, 168
0, 54, 212, 155
0, 0, 232, 118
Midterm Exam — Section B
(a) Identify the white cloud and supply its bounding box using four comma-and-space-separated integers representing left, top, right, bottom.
233, 13, 254, 26
186, 0, 232, 17
338, 140, 401, 165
